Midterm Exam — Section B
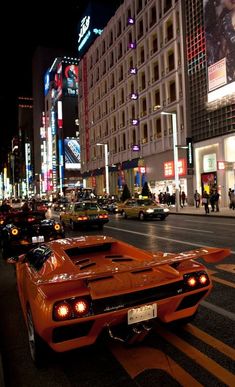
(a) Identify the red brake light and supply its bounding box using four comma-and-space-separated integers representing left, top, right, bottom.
77, 216, 88, 221
187, 276, 197, 287
27, 217, 35, 222
73, 299, 90, 316
199, 274, 208, 285
54, 302, 72, 321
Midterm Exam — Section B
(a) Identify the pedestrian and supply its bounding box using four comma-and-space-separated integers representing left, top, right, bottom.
210, 191, 216, 212
181, 191, 186, 207
230, 190, 235, 210
202, 191, 210, 214
194, 190, 201, 208
214, 190, 220, 212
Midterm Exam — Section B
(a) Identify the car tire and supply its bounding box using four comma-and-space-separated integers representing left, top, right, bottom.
26, 307, 47, 367
122, 211, 127, 219
139, 212, 145, 221
98, 224, 104, 230
160, 215, 166, 221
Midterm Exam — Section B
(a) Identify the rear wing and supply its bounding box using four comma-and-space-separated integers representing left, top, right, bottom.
35, 246, 231, 285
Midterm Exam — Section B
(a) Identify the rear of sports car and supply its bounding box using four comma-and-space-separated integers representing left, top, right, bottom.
34, 258, 212, 353
1, 219, 64, 256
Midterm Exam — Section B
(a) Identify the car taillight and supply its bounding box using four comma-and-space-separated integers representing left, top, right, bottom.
98, 214, 108, 219
187, 276, 197, 287
11, 228, 19, 236
54, 223, 61, 231
73, 299, 90, 317
77, 216, 88, 221
54, 302, 72, 321
27, 217, 35, 222
199, 274, 209, 285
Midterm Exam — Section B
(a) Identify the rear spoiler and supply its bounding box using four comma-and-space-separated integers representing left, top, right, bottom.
36, 247, 231, 285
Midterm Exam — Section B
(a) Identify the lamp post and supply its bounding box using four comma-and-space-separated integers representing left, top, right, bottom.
161, 112, 180, 212
96, 143, 109, 195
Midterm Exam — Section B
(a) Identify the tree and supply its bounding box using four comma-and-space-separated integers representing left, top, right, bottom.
141, 182, 151, 198
120, 184, 131, 202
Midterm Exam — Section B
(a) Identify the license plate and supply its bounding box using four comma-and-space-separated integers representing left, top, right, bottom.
32, 236, 44, 243
127, 303, 157, 325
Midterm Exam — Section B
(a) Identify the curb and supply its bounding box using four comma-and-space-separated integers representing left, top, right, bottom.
169, 212, 235, 219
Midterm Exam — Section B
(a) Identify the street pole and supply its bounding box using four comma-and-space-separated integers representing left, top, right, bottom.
172, 113, 180, 213
161, 112, 179, 212
97, 143, 110, 196
104, 143, 109, 196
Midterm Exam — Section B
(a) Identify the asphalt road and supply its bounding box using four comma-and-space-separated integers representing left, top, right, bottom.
0, 213, 235, 387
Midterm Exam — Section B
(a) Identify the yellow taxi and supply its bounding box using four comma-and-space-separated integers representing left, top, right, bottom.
60, 201, 109, 230
121, 198, 169, 221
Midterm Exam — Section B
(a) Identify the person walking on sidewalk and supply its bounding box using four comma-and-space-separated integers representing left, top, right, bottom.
194, 190, 201, 208
202, 191, 210, 214
214, 190, 220, 212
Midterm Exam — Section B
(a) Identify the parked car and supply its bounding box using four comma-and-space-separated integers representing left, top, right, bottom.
60, 201, 109, 230
121, 198, 170, 220
7, 236, 230, 365
1, 211, 65, 258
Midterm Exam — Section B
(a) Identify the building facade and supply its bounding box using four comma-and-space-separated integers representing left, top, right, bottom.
185, 0, 235, 206
79, 0, 189, 197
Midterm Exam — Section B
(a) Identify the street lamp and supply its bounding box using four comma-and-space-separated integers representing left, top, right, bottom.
161, 112, 180, 212
96, 143, 109, 195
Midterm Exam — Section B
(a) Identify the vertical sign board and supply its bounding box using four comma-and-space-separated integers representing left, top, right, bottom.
186, 137, 194, 175
83, 56, 89, 162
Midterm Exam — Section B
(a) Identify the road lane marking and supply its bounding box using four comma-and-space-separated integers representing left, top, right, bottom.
142, 223, 213, 234
184, 219, 235, 227
211, 276, 235, 289
185, 324, 235, 361
110, 343, 202, 387
156, 324, 235, 386
105, 225, 235, 255
216, 264, 235, 274
201, 301, 235, 322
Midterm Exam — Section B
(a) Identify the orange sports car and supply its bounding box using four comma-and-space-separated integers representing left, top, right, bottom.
8, 236, 230, 365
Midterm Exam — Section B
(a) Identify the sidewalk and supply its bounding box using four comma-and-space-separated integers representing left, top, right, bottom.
169, 205, 235, 218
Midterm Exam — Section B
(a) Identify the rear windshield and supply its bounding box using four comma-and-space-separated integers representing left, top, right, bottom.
74, 203, 99, 211
137, 200, 155, 206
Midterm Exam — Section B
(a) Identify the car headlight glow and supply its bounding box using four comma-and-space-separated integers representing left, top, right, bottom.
164, 208, 170, 213
146, 208, 154, 213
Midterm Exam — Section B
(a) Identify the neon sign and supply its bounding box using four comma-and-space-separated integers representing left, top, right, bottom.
78, 16, 91, 44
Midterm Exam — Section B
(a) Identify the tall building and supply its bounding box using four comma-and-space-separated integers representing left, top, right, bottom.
41, 56, 80, 197
32, 46, 70, 192
185, 0, 235, 206
78, 0, 189, 197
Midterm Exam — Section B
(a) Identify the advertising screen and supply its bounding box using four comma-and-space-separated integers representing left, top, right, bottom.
204, 0, 235, 93
64, 138, 81, 170
63, 64, 78, 96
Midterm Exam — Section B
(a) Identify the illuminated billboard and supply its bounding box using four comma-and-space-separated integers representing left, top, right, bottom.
204, 0, 235, 95
64, 138, 81, 170
63, 64, 78, 96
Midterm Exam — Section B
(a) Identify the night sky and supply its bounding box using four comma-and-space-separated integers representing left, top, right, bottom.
0, 0, 123, 168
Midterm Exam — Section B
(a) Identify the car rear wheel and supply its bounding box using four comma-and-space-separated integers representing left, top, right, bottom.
139, 212, 145, 221
26, 308, 46, 367
98, 224, 104, 230
160, 215, 166, 221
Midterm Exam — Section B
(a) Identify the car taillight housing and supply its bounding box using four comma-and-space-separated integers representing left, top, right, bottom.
98, 214, 108, 219
53, 297, 91, 321
184, 271, 210, 290
54, 302, 72, 321
77, 216, 88, 221
54, 223, 61, 231
27, 217, 36, 222
11, 227, 19, 236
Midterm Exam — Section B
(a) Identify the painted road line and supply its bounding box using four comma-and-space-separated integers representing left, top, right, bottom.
184, 219, 235, 227
216, 264, 235, 274
211, 275, 235, 289
156, 324, 235, 386
105, 225, 235, 255
184, 324, 235, 361
142, 223, 213, 234
201, 301, 235, 322
111, 343, 202, 387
